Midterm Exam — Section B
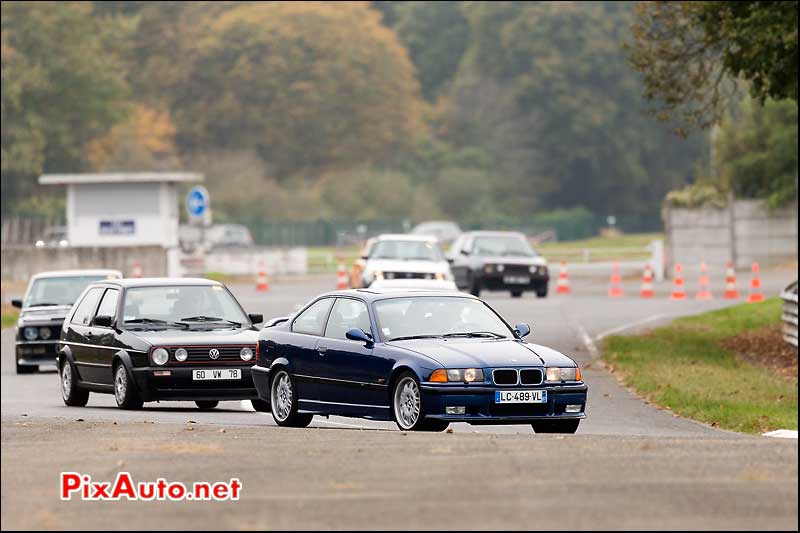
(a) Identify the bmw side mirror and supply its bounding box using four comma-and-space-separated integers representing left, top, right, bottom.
514, 323, 531, 338
346, 327, 373, 345
94, 315, 113, 328
11, 299, 22, 309
248, 313, 264, 324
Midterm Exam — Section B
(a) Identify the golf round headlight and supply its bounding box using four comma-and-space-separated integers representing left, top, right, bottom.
151, 348, 169, 366
23, 327, 38, 341
174, 348, 188, 362
497, 264, 505, 273
38, 327, 52, 340
240, 347, 254, 362
529, 265, 538, 274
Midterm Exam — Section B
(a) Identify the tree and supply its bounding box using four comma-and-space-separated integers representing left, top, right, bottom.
716, 97, 798, 207
394, 1, 471, 101
1, 1, 130, 212
628, 1, 798, 133
149, 2, 425, 180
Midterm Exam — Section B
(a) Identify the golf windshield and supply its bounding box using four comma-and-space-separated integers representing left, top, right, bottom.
122, 285, 248, 328
369, 240, 443, 261
472, 236, 537, 257
24, 276, 111, 307
374, 296, 512, 341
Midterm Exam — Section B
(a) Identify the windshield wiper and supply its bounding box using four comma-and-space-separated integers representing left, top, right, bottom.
27, 302, 63, 307
180, 315, 242, 327
442, 331, 506, 338
388, 334, 443, 342
124, 318, 188, 329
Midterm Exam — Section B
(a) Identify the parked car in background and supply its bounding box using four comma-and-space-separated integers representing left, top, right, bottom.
34, 226, 69, 248
178, 223, 254, 252
58, 278, 265, 410
447, 231, 549, 298
351, 234, 453, 289
410, 220, 462, 247
12, 269, 122, 374
251, 289, 586, 433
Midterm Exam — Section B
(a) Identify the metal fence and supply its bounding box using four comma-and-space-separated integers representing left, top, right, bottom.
781, 281, 798, 348
1, 216, 65, 245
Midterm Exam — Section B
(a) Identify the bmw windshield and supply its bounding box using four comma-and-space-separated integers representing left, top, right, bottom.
375, 296, 513, 341
472, 236, 537, 257
122, 285, 249, 329
369, 240, 443, 261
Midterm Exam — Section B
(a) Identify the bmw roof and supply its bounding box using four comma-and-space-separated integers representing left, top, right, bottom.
318, 288, 477, 302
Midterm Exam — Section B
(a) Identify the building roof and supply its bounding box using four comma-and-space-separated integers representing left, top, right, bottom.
39, 173, 203, 185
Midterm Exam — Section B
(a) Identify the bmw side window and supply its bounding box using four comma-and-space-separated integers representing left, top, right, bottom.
70, 288, 104, 326
325, 299, 371, 341
292, 298, 334, 336
95, 289, 119, 325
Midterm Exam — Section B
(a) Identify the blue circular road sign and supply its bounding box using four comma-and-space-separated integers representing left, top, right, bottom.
186, 186, 209, 220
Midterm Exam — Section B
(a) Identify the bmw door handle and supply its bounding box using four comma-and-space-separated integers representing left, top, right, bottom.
317, 346, 328, 355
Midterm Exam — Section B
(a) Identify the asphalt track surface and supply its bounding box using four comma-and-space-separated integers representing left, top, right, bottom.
2, 270, 798, 529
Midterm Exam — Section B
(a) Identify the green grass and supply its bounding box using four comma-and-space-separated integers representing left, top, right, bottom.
603, 298, 797, 434
2, 307, 19, 329
536, 232, 663, 262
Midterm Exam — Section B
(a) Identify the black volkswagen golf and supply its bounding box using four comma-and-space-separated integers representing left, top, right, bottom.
57, 278, 265, 411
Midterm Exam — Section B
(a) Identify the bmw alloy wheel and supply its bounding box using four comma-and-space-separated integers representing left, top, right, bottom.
271, 371, 293, 423
393, 376, 421, 430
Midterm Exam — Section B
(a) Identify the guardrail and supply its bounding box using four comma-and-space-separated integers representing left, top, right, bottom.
781, 281, 798, 348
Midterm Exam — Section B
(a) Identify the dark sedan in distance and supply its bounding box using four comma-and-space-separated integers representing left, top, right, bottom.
57, 278, 266, 411
447, 231, 549, 298
252, 289, 586, 433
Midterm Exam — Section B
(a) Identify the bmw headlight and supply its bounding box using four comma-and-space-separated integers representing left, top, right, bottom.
151, 347, 169, 366
430, 368, 485, 383
38, 327, 52, 340
174, 348, 188, 362
545, 366, 582, 382
240, 347, 253, 362
23, 327, 38, 341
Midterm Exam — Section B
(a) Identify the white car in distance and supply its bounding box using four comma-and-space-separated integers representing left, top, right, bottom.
359, 234, 453, 288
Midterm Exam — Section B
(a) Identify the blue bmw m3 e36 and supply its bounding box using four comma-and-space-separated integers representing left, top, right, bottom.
251, 289, 587, 433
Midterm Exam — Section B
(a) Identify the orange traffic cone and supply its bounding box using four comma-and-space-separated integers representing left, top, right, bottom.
695, 261, 713, 300
608, 261, 623, 298
131, 262, 143, 278
556, 262, 571, 294
336, 263, 349, 290
640, 264, 655, 298
256, 261, 269, 292
670, 263, 687, 300
747, 262, 764, 303
723, 260, 740, 299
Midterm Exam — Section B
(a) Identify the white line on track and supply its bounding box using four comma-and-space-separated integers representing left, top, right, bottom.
762, 429, 798, 439
577, 324, 599, 359
594, 313, 670, 341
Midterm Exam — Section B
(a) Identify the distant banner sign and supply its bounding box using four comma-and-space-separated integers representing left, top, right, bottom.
99, 220, 136, 235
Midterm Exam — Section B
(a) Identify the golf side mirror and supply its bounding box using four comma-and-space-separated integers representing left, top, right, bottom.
94, 315, 113, 328
248, 313, 264, 324
11, 299, 22, 309
514, 323, 531, 338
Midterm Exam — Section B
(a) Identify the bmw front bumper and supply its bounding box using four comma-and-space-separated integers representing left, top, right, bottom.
420, 382, 587, 424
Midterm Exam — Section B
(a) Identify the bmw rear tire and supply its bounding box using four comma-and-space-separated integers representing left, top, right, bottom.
60, 358, 89, 407
270, 369, 313, 427
113, 363, 143, 410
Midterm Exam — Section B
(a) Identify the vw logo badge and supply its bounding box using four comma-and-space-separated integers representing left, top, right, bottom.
209, 348, 220, 360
